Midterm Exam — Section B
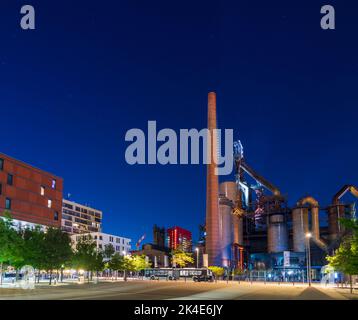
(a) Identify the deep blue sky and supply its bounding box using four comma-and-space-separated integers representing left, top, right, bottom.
1, 1, 357, 246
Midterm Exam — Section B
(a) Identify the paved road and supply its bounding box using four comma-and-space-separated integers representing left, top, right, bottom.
0, 280, 354, 300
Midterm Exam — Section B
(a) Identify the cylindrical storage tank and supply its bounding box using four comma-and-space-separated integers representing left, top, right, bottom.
220, 181, 237, 203
267, 213, 288, 253
311, 206, 320, 240
219, 195, 233, 267
219, 181, 243, 245
328, 204, 346, 241
292, 207, 309, 252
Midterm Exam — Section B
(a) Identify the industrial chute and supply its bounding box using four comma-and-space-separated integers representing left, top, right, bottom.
294, 196, 328, 252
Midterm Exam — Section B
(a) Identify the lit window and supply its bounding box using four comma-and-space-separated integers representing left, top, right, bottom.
41, 186, 45, 196
5, 198, 11, 210
48, 199, 52, 208
51, 179, 56, 189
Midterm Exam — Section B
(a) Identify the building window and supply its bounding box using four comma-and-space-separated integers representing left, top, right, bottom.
98, 244, 102, 249
41, 186, 45, 196
51, 179, 56, 189
109, 236, 114, 242
99, 236, 103, 240
0, 158, 3, 170
5, 198, 11, 210
54, 211, 59, 221
48, 199, 52, 208
62, 214, 72, 221
0, 183, 2, 195
7, 174, 13, 185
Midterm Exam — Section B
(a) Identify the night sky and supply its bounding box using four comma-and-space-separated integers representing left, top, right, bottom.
1, 1, 357, 246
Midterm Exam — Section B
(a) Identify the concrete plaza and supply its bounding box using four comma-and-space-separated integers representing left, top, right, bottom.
0, 280, 356, 300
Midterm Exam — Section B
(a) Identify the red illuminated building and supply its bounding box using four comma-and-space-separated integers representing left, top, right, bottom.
167, 226, 192, 252
0, 153, 63, 228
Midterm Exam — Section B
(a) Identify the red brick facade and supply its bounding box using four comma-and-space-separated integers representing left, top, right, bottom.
0, 153, 63, 227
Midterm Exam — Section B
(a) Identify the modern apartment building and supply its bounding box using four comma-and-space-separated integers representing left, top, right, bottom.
0, 152, 63, 228
167, 226, 192, 252
71, 232, 131, 255
61, 199, 102, 234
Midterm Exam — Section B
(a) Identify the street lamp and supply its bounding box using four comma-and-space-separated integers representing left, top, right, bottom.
305, 232, 312, 287
195, 248, 199, 269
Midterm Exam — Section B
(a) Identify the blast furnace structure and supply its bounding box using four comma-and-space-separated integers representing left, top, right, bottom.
204, 92, 357, 281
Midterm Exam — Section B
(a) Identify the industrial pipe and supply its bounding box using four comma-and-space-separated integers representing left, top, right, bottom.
294, 196, 327, 251
329, 185, 358, 241
240, 161, 280, 196
332, 185, 358, 205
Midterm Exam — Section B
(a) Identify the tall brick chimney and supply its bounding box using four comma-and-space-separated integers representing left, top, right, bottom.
205, 92, 221, 266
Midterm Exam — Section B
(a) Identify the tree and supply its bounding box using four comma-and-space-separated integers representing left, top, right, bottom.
20, 226, 46, 283
132, 255, 151, 271
90, 251, 105, 280
72, 235, 103, 283
108, 252, 125, 280
103, 244, 115, 278
0, 212, 24, 284
41, 227, 73, 285
327, 218, 358, 293
103, 244, 115, 260
171, 248, 194, 268
208, 266, 225, 282
131, 255, 151, 276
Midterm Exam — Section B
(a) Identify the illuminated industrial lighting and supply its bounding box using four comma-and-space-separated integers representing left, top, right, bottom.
305, 232, 312, 238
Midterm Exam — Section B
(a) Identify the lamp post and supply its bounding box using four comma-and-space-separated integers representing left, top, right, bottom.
195, 248, 199, 268
122, 250, 127, 281
305, 232, 312, 287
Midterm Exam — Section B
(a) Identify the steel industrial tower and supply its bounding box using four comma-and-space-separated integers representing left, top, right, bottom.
205, 92, 221, 266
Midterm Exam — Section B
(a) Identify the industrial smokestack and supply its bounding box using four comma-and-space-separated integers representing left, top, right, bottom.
205, 92, 221, 266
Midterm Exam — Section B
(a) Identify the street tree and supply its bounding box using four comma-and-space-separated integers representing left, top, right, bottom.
72, 236, 104, 282
103, 244, 115, 260
41, 227, 73, 285
327, 218, 358, 293
171, 248, 194, 268
108, 252, 125, 280
0, 212, 24, 284
20, 226, 46, 283
208, 266, 225, 282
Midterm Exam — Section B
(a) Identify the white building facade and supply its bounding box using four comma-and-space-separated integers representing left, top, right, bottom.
62, 199, 102, 234
71, 232, 131, 255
